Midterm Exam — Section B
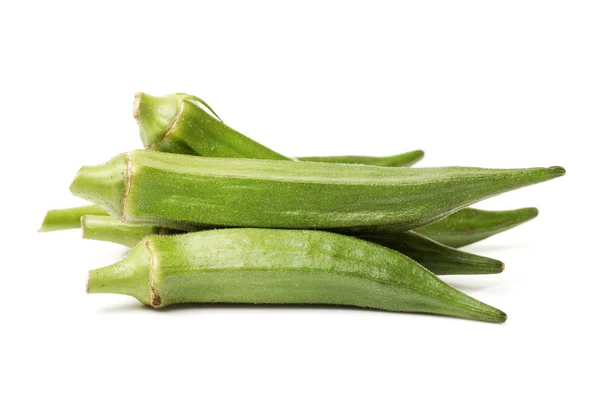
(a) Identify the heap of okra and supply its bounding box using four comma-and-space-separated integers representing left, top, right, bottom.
40, 93, 565, 323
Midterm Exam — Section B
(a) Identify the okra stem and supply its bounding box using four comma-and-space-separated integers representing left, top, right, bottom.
81, 215, 162, 247
38, 204, 108, 232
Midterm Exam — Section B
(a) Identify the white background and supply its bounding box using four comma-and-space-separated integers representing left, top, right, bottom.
1, 1, 598, 399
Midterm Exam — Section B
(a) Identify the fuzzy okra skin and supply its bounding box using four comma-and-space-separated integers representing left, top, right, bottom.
70, 150, 565, 231
414, 207, 539, 248
86, 228, 507, 323
38, 204, 108, 232
134, 92, 424, 167
80, 216, 503, 275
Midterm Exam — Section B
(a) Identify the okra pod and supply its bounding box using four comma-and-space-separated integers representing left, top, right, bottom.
86, 228, 507, 323
134, 92, 423, 167
296, 150, 424, 167
39, 204, 539, 250
38, 204, 108, 232
414, 207, 539, 248
81, 216, 503, 275
70, 150, 565, 231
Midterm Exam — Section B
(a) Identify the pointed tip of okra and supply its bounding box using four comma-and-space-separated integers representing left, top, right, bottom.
548, 165, 566, 176
498, 311, 508, 323
394, 149, 425, 167
480, 303, 507, 323
526, 207, 540, 219
480, 259, 504, 274
408, 149, 425, 161
514, 207, 539, 225
465, 302, 507, 323
133, 92, 182, 149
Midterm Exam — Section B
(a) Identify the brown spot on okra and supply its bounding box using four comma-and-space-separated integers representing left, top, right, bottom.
145, 99, 185, 150
132, 93, 141, 120
151, 292, 162, 307
144, 238, 161, 307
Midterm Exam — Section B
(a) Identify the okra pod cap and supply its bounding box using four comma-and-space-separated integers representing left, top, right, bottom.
133, 93, 181, 149
134, 92, 287, 159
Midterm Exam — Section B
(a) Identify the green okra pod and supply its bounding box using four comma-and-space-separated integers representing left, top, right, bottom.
39, 204, 539, 250
135, 92, 289, 159
134, 92, 423, 167
81, 215, 185, 247
296, 150, 425, 167
81, 215, 503, 275
355, 230, 503, 275
38, 204, 108, 232
86, 228, 507, 323
70, 150, 565, 231
414, 207, 540, 248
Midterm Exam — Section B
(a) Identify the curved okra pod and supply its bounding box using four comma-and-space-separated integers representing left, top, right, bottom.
414, 207, 540, 248
134, 92, 424, 167
39, 204, 540, 251
70, 150, 565, 231
86, 228, 507, 323
81, 216, 503, 275
296, 150, 425, 167
38, 204, 108, 232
